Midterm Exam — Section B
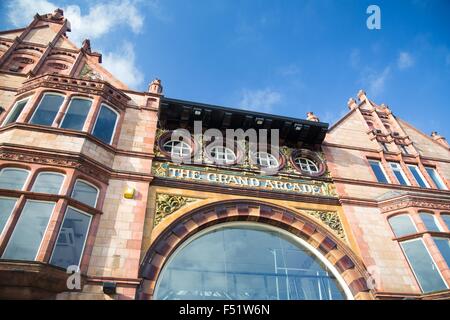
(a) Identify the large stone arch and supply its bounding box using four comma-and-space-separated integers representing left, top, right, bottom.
137, 200, 373, 300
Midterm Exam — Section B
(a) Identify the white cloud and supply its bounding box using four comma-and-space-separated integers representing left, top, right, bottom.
6, 0, 145, 45
277, 64, 300, 76
102, 42, 144, 89
238, 88, 282, 113
397, 51, 414, 69
362, 67, 391, 97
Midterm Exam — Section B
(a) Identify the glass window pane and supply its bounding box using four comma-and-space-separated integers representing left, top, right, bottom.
30, 94, 64, 126
60, 98, 92, 131
50, 207, 91, 269
155, 225, 347, 300
0, 168, 28, 190
401, 239, 447, 293
4, 100, 28, 125
390, 163, 409, 186
408, 165, 428, 188
0, 197, 17, 235
389, 215, 417, 237
441, 215, 450, 230
71, 180, 98, 207
92, 105, 118, 144
434, 238, 450, 269
425, 167, 447, 190
419, 213, 441, 232
31, 172, 64, 194
369, 160, 389, 183
2, 201, 55, 260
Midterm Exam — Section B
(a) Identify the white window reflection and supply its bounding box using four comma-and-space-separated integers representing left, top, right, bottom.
155, 224, 348, 300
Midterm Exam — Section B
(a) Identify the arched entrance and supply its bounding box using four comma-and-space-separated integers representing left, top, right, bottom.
138, 201, 372, 300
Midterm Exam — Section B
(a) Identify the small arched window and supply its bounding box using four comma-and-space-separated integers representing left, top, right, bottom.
71, 180, 99, 208
163, 140, 192, 158
0, 168, 29, 190
388, 214, 417, 237
294, 157, 319, 174
209, 146, 237, 164
60, 97, 92, 131
30, 93, 65, 126
255, 152, 279, 169
92, 104, 119, 144
3, 98, 29, 126
419, 212, 442, 232
31, 172, 65, 194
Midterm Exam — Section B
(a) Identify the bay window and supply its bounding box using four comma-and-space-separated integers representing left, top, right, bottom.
0, 197, 17, 235
419, 212, 442, 232
388, 214, 417, 237
71, 180, 98, 208
60, 97, 92, 131
0, 168, 29, 190
2, 200, 55, 260
2, 99, 28, 126
30, 93, 64, 126
50, 207, 92, 269
92, 104, 119, 144
31, 172, 65, 194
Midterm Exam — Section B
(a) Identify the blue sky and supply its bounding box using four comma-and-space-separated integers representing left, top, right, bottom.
1, 0, 450, 139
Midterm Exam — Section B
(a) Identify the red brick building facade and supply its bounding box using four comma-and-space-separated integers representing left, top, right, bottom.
0, 10, 448, 300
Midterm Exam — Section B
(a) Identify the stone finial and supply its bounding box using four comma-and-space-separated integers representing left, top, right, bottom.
82, 39, 92, 53
357, 89, 367, 102
431, 131, 450, 148
347, 98, 357, 110
306, 112, 319, 122
148, 78, 163, 94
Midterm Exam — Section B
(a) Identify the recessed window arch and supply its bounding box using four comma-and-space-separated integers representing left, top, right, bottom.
2, 98, 29, 126
290, 150, 325, 176
294, 157, 319, 174
0, 167, 30, 190
60, 96, 92, 131
50, 206, 92, 269
154, 222, 352, 300
29, 92, 65, 126
31, 171, 65, 194
92, 103, 119, 144
71, 179, 99, 208
388, 214, 417, 238
419, 212, 442, 232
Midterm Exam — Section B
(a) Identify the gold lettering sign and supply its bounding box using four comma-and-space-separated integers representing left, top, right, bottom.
152, 162, 337, 198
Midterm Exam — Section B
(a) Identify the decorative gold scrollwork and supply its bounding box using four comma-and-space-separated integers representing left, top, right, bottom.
154, 194, 198, 226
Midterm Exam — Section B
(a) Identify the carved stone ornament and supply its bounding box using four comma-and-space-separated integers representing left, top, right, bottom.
302, 209, 346, 240
154, 194, 198, 226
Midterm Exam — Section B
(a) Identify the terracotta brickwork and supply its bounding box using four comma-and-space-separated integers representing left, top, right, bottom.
324, 90, 450, 299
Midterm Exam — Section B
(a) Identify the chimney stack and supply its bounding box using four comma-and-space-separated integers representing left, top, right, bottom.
148, 78, 163, 95
431, 131, 450, 148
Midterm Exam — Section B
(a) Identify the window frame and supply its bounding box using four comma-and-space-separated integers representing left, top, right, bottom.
91, 103, 120, 145
31, 171, 66, 195
71, 179, 100, 208
49, 205, 93, 268
0, 167, 31, 191
399, 237, 448, 293
254, 151, 280, 169
59, 96, 93, 132
368, 159, 391, 183
2, 199, 56, 261
162, 140, 193, 158
424, 167, 447, 190
28, 92, 66, 127
419, 212, 443, 232
2, 98, 29, 126
389, 162, 411, 186
388, 214, 418, 238
407, 164, 430, 188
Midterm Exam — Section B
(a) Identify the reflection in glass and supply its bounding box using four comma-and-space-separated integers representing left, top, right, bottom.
434, 238, 450, 269
30, 94, 64, 126
369, 160, 389, 183
401, 239, 447, 293
92, 104, 118, 144
408, 165, 429, 188
0, 197, 17, 235
60, 98, 92, 131
31, 172, 64, 194
425, 167, 447, 190
50, 207, 91, 269
0, 168, 29, 190
441, 215, 450, 230
71, 180, 98, 207
388, 215, 417, 237
155, 224, 347, 300
2, 201, 54, 260
419, 213, 441, 232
